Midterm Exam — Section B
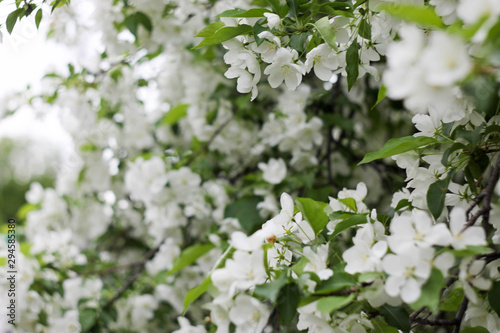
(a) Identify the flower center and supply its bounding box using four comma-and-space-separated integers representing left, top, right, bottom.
281, 64, 292, 77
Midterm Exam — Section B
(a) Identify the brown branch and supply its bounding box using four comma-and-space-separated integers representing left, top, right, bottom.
413, 317, 459, 326
463, 154, 500, 230
452, 297, 469, 333
184, 116, 234, 166
103, 238, 166, 309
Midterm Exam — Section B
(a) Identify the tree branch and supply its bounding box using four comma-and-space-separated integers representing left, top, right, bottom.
103, 238, 166, 309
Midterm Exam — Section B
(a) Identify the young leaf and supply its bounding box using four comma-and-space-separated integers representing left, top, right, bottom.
329, 214, 368, 238
440, 288, 464, 312
217, 8, 271, 18
316, 294, 355, 314
372, 84, 387, 109
193, 25, 253, 49
410, 268, 445, 313
358, 136, 436, 165
314, 269, 355, 295
253, 18, 267, 46
427, 178, 450, 220
295, 197, 329, 235
372, 317, 399, 333
79, 308, 97, 332
160, 104, 189, 126
286, 0, 299, 18
124, 14, 138, 38
338, 198, 357, 212
136, 11, 153, 33
35, 9, 43, 29
378, 3, 444, 29
254, 272, 288, 303
6, 8, 23, 34
358, 19, 372, 40
277, 283, 301, 323
183, 276, 212, 314
312, 17, 338, 51
346, 41, 359, 91
488, 281, 500, 317
224, 196, 262, 235
166, 243, 215, 277
379, 305, 411, 333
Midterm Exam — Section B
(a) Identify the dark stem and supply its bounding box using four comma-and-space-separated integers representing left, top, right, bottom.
103, 238, 166, 309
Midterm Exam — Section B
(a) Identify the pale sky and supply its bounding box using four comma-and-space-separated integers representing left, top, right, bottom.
0, 3, 74, 162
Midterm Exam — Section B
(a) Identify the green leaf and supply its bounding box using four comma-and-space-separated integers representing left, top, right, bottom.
312, 16, 338, 51
183, 276, 212, 314
193, 25, 253, 49
79, 308, 97, 332
6, 8, 23, 34
316, 294, 354, 314
488, 281, 500, 317
441, 142, 466, 166
254, 272, 288, 303
291, 256, 309, 276
217, 8, 271, 18
459, 328, 489, 333
378, 3, 444, 29
358, 19, 371, 40
338, 198, 357, 212
394, 199, 410, 212
160, 104, 189, 126
379, 305, 411, 333
357, 272, 383, 283
224, 196, 262, 235
372, 84, 387, 109
330, 214, 368, 238
440, 288, 464, 312
427, 178, 450, 220
448, 245, 492, 258
295, 197, 329, 235
290, 32, 309, 53
167, 243, 215, 277
253, 18, 267, 46
35, 8, 43, 29
358, 136, 436, 165
136, 11, 153, 32
267, 0, 289, 18
124, 14, 138, 37
410, 268, 444, 313
314, 270, 355, 295
286, 0, 299, 18
372, 317, 399, 333
277, 283, 301, 323
346, 41, 359, 91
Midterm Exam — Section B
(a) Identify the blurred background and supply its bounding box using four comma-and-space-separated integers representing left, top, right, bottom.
0, 1, 72, 224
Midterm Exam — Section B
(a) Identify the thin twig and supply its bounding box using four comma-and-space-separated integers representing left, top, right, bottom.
463, 154, 500, 230
104, 238, 167, 309
452, 297, 469, 333
184, 116, 234, 166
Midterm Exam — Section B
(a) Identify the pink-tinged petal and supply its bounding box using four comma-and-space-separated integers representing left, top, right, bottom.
401, 278, 421, 303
